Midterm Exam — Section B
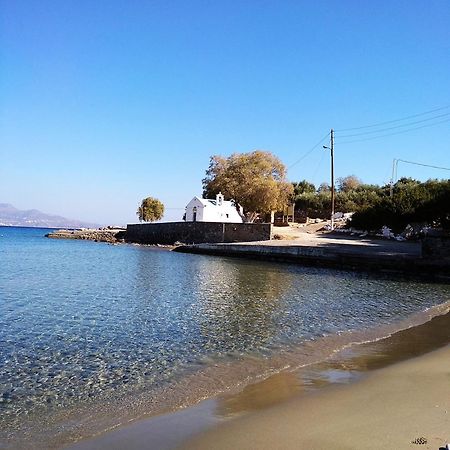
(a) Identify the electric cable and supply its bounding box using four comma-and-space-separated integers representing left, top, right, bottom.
288, 132, 330, 169
335, 117, 450, 145
396, 159, 450, 172
337, 112, 450, 138
335, 104, 450, 132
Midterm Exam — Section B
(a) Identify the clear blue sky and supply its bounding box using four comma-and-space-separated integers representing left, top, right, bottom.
1, 0, 449, 224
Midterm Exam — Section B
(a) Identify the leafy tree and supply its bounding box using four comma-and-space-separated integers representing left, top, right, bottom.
417, 180, 450, 230
202, 151, 294, 222
349, 178, 450, 232
291, 176, 387, 219
290, 174, 450, 232
295, 191, 331, 219
293, 180, 316, 196
337, 175, 362, 192
137, 197, 165, 222
317, 182, 331, 192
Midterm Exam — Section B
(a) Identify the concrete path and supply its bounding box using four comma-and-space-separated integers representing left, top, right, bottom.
233, 232, 421, 258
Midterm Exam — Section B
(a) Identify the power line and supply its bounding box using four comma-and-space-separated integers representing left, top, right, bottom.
335, 104, 450, 132
288, 132, 330, 169
310, 146, 327, 180
335, 117, 450, 145
396, 159, 450, 172
390, 158, 450, 195
337, 111, 450, 138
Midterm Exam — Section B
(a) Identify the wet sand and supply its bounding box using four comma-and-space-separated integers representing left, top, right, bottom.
69, 310, 450, 450
179, 309, 450, 449
180, 344, 450, 450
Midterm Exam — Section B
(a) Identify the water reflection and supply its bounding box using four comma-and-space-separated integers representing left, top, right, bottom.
192, 258, 291, 354
133, 250, 292, 357
215, 310, 450, 418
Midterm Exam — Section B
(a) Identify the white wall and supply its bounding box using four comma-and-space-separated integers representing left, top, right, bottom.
185, 198, 205, 222
202, 203, 242, 223
185, 197, 243, 223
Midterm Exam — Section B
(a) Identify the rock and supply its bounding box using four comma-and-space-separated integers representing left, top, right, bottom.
46, 228, 126, 244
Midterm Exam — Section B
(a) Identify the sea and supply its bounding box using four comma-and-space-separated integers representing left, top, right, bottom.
1, 226, 449, 449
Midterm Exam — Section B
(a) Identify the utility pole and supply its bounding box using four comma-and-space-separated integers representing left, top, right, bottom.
390, 158, 397, 197
330, 129, 335, 230
323, 129, 335, 230
390, 158, 450, 197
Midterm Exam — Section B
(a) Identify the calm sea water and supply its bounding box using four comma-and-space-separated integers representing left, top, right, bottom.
1, 226, 449, 447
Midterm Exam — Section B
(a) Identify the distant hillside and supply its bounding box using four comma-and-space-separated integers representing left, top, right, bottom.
0, 203, 100, 229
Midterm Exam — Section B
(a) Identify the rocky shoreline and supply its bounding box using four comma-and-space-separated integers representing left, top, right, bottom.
45, 228, 126, 243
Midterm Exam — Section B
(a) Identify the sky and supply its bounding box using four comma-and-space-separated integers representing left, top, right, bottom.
1, 0, 449, 225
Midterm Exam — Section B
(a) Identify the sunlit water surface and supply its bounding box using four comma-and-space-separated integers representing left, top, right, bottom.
1, 226, 449, 446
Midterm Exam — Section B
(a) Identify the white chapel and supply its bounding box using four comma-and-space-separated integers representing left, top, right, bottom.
184, 193, 244, 223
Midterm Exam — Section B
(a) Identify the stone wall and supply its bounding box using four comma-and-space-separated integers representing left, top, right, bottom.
125, 222, 272, 245
422, 235, 450, 260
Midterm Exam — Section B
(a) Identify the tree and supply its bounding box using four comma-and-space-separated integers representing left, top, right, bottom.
202, 151, 294, 222
292, 177, 386, 219
317, 182, 331, 192
137, 197, 165, 222
295, 191, 331, 219
349, 178, 450, 232
337, 175, 362, 192
293, 180, 316, 196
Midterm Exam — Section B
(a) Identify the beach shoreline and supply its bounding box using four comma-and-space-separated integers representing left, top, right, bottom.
180, 343, 450, 450
66, 306, 450, 450
5, 227, 450, 449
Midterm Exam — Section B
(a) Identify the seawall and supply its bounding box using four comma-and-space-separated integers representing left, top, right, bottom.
125, 222, 273, 245
422, 235, 450, 261
174, 241, 450, 282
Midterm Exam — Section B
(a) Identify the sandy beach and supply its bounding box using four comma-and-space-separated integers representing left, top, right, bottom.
180, 344, 450, 450
65, 309, 450, 450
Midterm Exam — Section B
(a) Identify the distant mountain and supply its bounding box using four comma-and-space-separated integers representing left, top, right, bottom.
0, 203, 100, 229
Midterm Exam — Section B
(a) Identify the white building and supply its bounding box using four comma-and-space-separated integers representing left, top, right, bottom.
184, 193, 244, 223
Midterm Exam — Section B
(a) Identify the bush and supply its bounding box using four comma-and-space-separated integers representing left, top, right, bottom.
349, 179, 450, 232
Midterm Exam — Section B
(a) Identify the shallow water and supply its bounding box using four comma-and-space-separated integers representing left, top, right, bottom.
1, 226, 449, 447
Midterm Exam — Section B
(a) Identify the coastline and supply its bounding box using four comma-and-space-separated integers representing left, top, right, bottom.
174, 237, 450, 282
67, 305, 450, 450
5, 226, 450, 449
45, 228, 126, 243
180, 344, 450, 450
45, 224, 450, 282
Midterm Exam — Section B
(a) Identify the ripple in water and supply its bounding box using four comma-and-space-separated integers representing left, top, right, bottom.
1, 226, 449, 446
